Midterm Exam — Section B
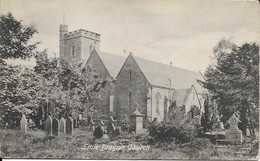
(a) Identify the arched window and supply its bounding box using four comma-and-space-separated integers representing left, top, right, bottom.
129, 91, 132, 108
71, 45, 75, 56
109, 95, 114, 112
155, 92, 161, 114
164, 95, 168, 110
129, 69, 132, 81
89, 44, 93, 54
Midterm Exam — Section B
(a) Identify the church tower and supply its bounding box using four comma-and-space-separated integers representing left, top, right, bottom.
59, 24, 100, 61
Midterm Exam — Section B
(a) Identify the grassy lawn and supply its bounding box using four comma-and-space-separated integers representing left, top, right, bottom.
0, 127, 258, 160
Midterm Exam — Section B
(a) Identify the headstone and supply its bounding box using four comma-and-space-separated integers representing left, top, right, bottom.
107, 116, 116, 134
52, 118, 60, 136
121, 114, 130, 132
73, 118, 78, 128
90, 118, 95, 131
60, 117, 66, 133
20, 114, 28, 134
100, 119, 105, 131
66, 117, 73, 135
194, 115, 201, 125
225, 114, 243, 143
130, 105, 144, 135
45, 116, 52, 136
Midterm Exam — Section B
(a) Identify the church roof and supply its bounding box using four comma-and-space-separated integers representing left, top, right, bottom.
171, 88, 191, 106
97, 51, 126, 79
133, 56, 203, 93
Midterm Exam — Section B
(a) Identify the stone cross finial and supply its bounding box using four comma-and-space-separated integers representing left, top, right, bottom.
227, 114, 241, 128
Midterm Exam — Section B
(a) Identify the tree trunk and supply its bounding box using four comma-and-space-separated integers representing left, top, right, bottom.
239, 99, 248, 136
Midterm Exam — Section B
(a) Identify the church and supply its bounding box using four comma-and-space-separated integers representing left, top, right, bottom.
59, 24, 205, 123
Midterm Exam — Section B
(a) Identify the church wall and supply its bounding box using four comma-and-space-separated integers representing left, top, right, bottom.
86, 51, 111, 79
150, 86, 170, 122
184, 86, 201, 113
115, 55, 150, 121
81, 37, 100, 61
85, 51, 115, 118
64, 37, 82, 60
86, 83, 115, 119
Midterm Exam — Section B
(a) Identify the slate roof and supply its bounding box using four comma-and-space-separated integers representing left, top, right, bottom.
133, 56, 204, 93
171, 88, 191, 106
91, 51, 203, 93
97, 51, 126, 79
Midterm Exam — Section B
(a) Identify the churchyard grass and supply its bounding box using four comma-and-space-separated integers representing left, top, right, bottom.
0, 127, 258, 159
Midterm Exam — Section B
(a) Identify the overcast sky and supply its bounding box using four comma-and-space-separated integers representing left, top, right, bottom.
1, 0, 259, 72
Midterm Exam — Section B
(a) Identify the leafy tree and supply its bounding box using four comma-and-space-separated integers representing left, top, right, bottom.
198, 39, 259, 136
33, 51, 109, 122
0, 13, 38, 63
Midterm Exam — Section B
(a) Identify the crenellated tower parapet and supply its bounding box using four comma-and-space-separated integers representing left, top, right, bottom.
59, 25, 101, 61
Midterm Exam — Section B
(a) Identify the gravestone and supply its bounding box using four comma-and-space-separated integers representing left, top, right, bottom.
130, 105, 144, 135
60, 117, 66, 133
66, 117, 73, 135
100, 119, 105, 131
121, 114, 130, 132
194, 115, 201, 125
225, 114, 243, 143
73, 117, 79, 128
107, 116, 116, 134
20, 114, 28, 134
90, 118, 95, 131
52, 118, 60, 136
45, 116, 52, 136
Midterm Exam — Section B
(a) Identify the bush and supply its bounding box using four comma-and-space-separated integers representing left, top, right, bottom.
148, 124, 195, 144
93, 126, 103, 139
112, 128, 120, 137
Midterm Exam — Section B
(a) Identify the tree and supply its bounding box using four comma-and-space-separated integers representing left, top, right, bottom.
33, 51, 109, 122
0, 13, 38, 63
198, 39, 259, 136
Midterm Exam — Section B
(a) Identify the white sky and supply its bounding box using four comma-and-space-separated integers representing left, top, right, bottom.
1, 0, 260, 72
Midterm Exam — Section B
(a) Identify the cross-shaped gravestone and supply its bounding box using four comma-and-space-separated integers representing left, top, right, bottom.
225, 113, 243, 143
227, 114, 241, 128
20, 114, 28, 134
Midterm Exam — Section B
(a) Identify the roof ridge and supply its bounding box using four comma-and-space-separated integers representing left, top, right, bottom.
100, 51, 126, 58
133, 55, 199, 74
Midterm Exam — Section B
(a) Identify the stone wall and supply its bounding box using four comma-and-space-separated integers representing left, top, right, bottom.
84, 50, 116, 117
149, 86, 170, 122
59, 25, 100, 62
115, 54, 150, 121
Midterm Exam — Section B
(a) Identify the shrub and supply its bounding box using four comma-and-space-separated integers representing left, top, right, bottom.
148, 124, 195, 144
112, 128, 120, 137
93, 126, 103, 139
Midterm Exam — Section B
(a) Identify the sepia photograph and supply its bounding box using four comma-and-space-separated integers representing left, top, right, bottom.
0, 0, 259, 160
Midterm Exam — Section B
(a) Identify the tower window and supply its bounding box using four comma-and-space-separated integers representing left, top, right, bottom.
71, 45, 75, 56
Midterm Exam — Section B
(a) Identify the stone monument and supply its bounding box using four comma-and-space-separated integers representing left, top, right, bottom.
225, 113, 243, 143
20, 114, 28, 134
130, 104, 144, 135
